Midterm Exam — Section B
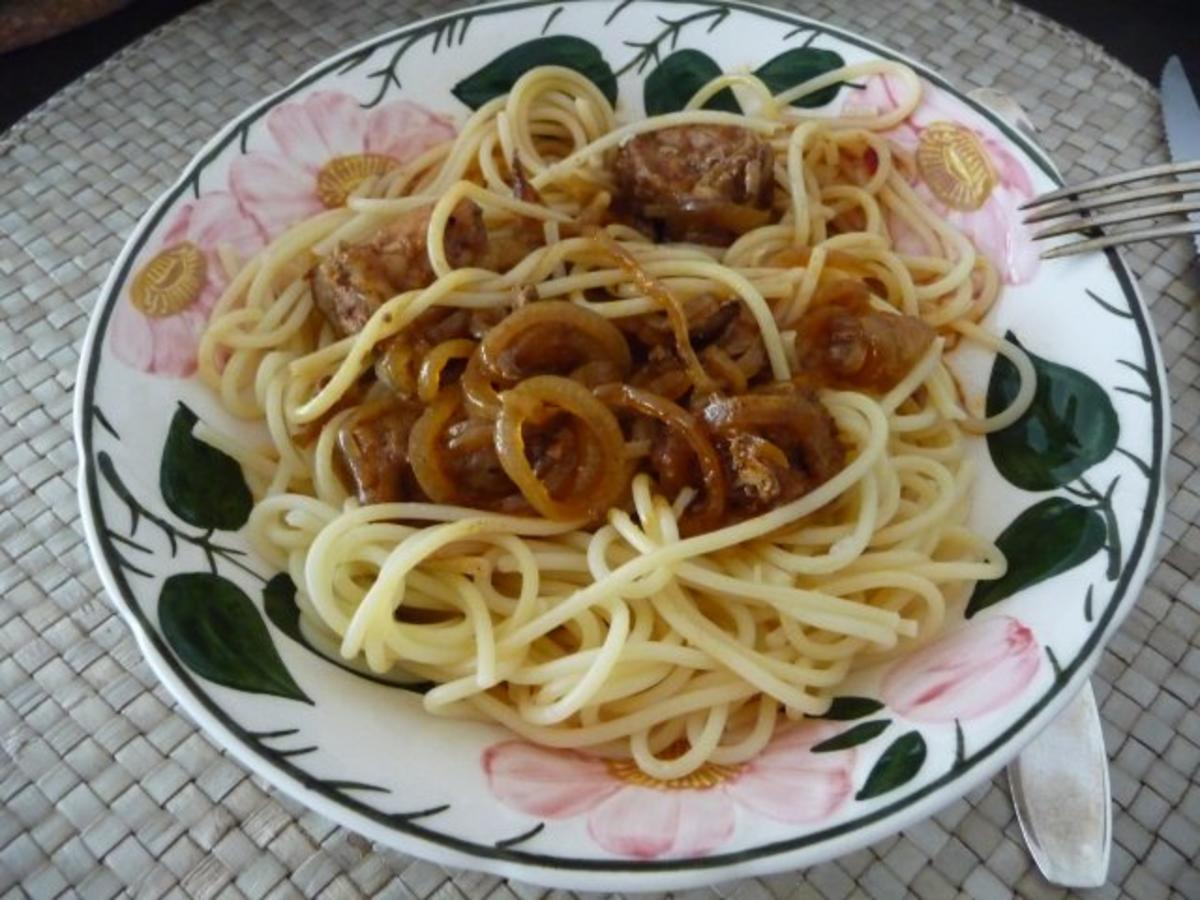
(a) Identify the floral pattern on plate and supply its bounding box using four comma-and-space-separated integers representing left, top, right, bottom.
109, 192, 264, 376
846, 74, 1040, 284
110, 92, 454, 376
484, 722, 855, 858
230, 91, 456, 237
881, 616, 1042, 723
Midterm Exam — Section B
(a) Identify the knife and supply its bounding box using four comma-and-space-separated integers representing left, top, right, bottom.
968, 86, 1113, 889
1161, 55, 1200, 258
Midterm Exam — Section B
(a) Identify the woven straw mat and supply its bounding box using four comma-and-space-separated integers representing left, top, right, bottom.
0, 0, 1198, 897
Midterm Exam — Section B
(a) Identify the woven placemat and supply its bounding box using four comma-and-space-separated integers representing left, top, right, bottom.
1, 0, 1197, 896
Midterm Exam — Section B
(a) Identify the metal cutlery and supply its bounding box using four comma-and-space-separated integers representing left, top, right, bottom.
1016, 55, 1200, 260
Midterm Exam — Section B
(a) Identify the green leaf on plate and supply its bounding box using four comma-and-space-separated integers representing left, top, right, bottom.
987, 333, 1119, 491
754, 47, 846, 108
644, 49, 740, 116
160, 403, 252, 531
966, 497, 1107, 617
816, 696, 885, 721
160, 572, 310, 703
263, 572, 304, 643
811, 719, 890, 752
263, 573, 433, 694
451, 36, 617, 110
856, 731, 927, 800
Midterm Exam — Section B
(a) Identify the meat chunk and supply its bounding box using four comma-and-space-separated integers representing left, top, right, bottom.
442, 420, 517, 506
614, 125, 775, 245
698, 386, 844, 512
525, 413, 585, 498
795, 280, 935, 392
337, 397, 425, 504
373, 199, 487, 291
310, 199, 487, 337
723, 432, 791, 507
309, 243, 395, 338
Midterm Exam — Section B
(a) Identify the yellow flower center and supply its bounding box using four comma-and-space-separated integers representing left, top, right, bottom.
606, 744, 743, 791
915, 121, 998, 211
316, 153, 398, 208
129, 241, 207, 317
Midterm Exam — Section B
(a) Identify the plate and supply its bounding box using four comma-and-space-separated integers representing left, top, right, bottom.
74, 0, 1167, 889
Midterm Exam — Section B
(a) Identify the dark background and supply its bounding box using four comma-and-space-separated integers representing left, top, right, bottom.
0, 0, 1198, 132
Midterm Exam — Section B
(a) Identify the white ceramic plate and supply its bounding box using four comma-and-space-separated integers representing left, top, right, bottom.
74, 0, 1167, 890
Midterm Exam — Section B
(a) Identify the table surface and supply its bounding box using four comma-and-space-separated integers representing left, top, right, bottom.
1, 0, 1199, 898
7, 0, 1197, 131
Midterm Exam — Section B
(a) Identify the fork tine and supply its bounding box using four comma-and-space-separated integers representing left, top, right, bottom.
1023, 181, 1200, 224
1040, 221, 1200, 259
1031, 200, 1200, 240
1020, 160, 1200, 209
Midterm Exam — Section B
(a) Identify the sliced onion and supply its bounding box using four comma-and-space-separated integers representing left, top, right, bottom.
495, 375, 626, 522
595, 383, 727, 534
410, 390, 525, 510
701, 345, 748, 394
417, 338, 477, 403
477, 300, 632, 383
407, 391, 466, 504
462, 351, 503, 419
592, 230, 716, 394
698, 389, 845, 486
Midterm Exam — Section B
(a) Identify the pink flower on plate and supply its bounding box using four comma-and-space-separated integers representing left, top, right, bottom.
483, 722, 856, 859
882, 616, 1042, 723
847, 75, 1039, 284
110, 191, 264, 376
231, 91, 456, 237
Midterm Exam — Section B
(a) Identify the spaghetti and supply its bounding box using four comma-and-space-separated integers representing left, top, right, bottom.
196, 60, 1035, 778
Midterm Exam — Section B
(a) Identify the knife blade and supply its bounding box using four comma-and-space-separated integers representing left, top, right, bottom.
968, 86, 1113, 888
1161, 55, 1200, 258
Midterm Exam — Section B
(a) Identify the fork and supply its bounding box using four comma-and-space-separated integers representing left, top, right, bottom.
1021, 159, 1200, 259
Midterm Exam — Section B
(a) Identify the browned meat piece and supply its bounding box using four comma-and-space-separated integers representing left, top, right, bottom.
796, 279, 935, 392
723, 432, 790, 507
309, 243, 395, 338
310, 199, 487, 337
445, 426, 517, 506
480, 230, 544, 273
698, 386, 844, 512
526, 413, 585, 498
614, 125, 775, 245
374, 199, 487, 291
337, 397, 425, 504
